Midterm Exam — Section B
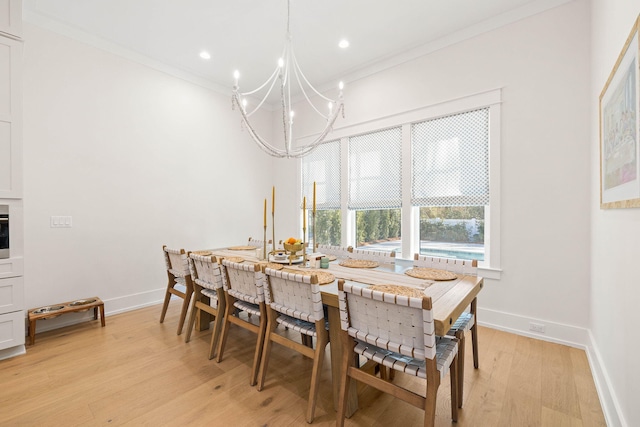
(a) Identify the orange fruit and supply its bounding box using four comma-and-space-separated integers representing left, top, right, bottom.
287, 237, 297, 245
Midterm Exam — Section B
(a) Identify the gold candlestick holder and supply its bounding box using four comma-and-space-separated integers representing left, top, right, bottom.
263, 226, 267, 260
282, 242, 304, 265
312, 211, 316, 254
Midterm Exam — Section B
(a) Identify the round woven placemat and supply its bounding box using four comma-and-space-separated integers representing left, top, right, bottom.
368, 284, 426, 298
258, 262, 284, 271
293, 269, 336, 285
405, 267, 457, 281
224, 256, 244, 263
192, 250, 212, 256
227, 245, 256, 251
339, 259, 379, 269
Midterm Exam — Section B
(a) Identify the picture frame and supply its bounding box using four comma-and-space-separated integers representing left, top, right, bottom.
600, 15, 640, 209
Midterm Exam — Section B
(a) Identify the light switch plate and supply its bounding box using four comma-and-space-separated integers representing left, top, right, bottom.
50, 216, 72, 228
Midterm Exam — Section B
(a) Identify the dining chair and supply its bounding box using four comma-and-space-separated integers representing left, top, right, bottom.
336, 280, 459, 427
248, 237, 272, 249
348, 247, 396, 264
185, 253, 226, 360
413, 254, 479, 406
315, 244, 352, 259
160, 246, 194, 335
258, 267, 329, 423
217, 259, 267, 386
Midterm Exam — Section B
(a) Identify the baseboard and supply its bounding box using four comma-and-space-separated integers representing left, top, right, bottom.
478, 307, 590, 348
584, 330, 626, 427
479, 307, 625, 426
0, 344, 26, 361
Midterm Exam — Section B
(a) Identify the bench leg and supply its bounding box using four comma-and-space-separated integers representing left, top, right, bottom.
29, 319, 36, 345
99, 304, 106, 327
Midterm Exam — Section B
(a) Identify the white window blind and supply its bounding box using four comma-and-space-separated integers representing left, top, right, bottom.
348, 127, 402, 210
412, 108, 489, 207
301, 140, 341, 210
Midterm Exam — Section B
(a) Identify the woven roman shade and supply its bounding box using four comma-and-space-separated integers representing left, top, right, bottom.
348, 127, 402, 210
301, 140, 341, 210
411, 108, 489, 207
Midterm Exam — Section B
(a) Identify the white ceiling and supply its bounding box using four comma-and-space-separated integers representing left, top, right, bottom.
23, 0, 568, 95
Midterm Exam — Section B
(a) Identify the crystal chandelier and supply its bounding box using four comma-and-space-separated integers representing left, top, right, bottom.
231, 0, 344, 158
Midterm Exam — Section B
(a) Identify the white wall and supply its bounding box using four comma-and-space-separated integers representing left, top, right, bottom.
22, 24, 273, 316
590, 1, 640, 426
279, 0, 592, 336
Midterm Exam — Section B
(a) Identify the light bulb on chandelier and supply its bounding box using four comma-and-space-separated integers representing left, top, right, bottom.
231, 0, 345, 158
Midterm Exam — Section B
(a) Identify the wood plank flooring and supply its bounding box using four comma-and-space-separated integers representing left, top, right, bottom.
0, 303, 607, 426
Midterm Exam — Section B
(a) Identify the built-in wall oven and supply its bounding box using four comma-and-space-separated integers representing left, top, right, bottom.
0, 205, 8, 259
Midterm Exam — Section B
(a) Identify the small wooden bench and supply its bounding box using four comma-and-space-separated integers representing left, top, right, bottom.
28, 297, 105, 345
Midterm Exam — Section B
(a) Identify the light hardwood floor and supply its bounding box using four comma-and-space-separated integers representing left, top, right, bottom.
0, 303, 606, 426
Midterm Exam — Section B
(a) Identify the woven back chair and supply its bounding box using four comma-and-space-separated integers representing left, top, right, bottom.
247, 237, 272, 249
217, 259, 267, 386
348, 247, 396, 264
185, 254, 226, 360
315, 244, 352, 259
414, 254, 479, 406
336, 280, 459, 427
160, 246, 194, 335
258, 268, 329, 423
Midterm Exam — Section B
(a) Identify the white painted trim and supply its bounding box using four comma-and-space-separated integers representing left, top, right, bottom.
479, 307, 626, 426
478, 307, 590, 348
585, 330, 627, 427
21, 9, 232, 97
0, 344, 25, 361
23, 1, 570, 112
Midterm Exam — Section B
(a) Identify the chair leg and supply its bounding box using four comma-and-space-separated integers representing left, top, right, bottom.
455, 329, 465, 407
208, 307, 224, 360
185, 291, 200, 343
450, 353, 459, 422
215, 298, 234, 363
257, 309, 278, 391
424, 379, 438, 427
159, 279, 173, 323
306, 331, 328, 423
337, 333, 356, 427
176, 287, 192, 335
250, 305, 268, 386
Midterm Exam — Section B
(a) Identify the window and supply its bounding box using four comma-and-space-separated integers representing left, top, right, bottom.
301, 140, 341, 245
299, 90, 500, 275
412, 108, 489, 261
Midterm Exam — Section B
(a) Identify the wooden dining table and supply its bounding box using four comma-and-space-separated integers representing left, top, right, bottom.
205, 246, 484, 417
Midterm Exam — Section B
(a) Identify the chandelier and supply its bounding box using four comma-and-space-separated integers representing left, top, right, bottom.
231, 0, 344, 158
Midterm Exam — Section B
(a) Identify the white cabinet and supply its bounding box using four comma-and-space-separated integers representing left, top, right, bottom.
0, 0, 24, 359
0, 35, 22, 199
0, 0, 22, 38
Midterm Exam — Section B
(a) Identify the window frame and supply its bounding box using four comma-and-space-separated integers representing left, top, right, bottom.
298, 89, 502, 279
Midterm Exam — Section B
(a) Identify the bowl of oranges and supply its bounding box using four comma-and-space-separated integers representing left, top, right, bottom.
283, 237, 304, 253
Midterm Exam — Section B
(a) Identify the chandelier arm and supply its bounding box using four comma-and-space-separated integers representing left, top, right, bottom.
240, 66, 280, 97
292, 63, 329, 119
291, 50, 335, 103
244, 72, 280, 118
286, 104, 344, 158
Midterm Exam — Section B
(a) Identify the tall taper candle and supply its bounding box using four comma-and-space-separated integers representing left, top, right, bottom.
263, 199, 267, 227
303, 196, 306, 230
313, 181, 316, 213
272, 186, 275, 214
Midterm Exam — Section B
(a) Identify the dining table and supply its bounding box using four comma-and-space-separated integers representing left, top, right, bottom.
204, 245, 484, 417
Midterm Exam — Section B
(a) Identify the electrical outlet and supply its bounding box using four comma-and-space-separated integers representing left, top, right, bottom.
529, 322, 545, 333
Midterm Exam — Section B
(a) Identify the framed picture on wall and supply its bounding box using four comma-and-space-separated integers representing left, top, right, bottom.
599, 15, 640, 209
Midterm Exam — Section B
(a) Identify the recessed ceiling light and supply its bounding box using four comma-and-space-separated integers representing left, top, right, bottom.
338, 39, 349, 49
199, 51, 211, 60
